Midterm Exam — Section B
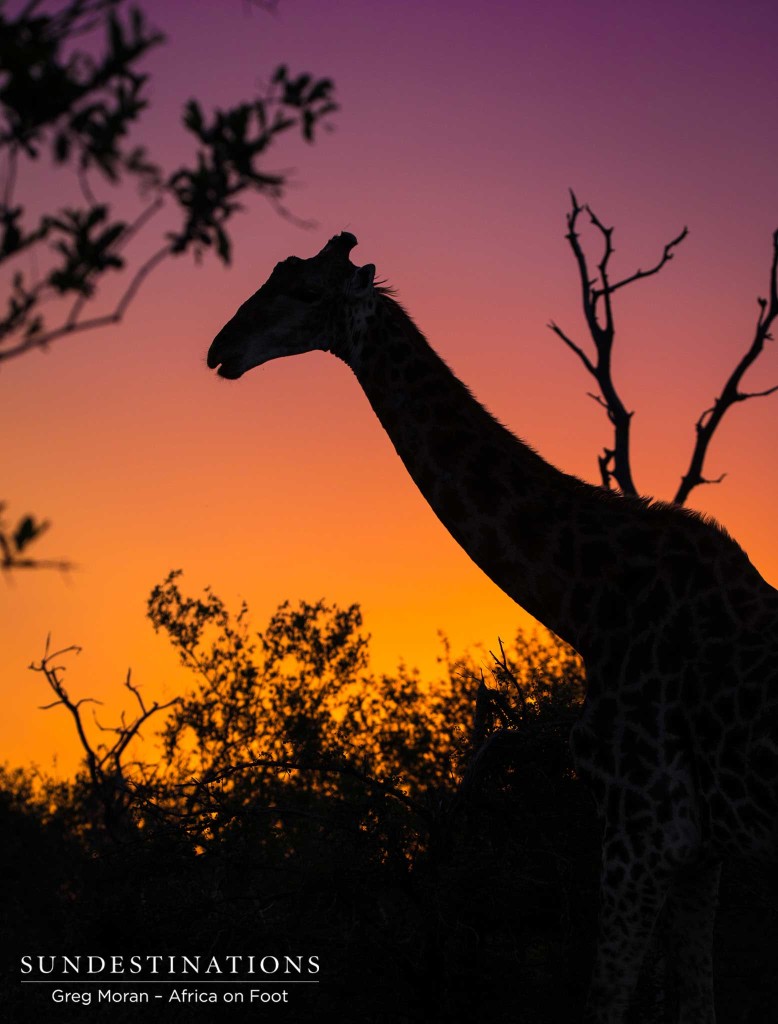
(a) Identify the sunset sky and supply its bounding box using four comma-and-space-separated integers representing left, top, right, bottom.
3, 0, 778, 773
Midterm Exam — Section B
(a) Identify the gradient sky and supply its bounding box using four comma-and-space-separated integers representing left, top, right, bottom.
3, 0, 778, 773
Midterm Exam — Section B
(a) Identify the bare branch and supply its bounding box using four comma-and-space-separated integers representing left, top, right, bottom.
265, 193, 317, 231
602, 226, 689, 298
738, 384, 778, 400
586, 391, 611, 414
563, 190, 602, 345
74, 696, 103, 709
675, 229, 778, 505
597, 450, 615, 490
30, 643, 100, 793
547, 320, 596, 375
29, 639, 179, 835
114, 197, 165, 253
487, 638, 525, 726
552, 191, 673, 497
584, 204, 616, 335
125, 670, 148, 715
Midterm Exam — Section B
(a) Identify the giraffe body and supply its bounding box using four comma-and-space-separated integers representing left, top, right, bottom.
208, 232, 778, 1022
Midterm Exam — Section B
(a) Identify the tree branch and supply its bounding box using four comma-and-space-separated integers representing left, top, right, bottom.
549, 191, 682, 497
547, 320, 596, 375
30, 638, 179, 835
0, 243, 171, 363
674, 228, 778, 505
584, 204, 616, 337
601, 225, 688, 298
29, 639, 100, 794
0, 504, 73, 571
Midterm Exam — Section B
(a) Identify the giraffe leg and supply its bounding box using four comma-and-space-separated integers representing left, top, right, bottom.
663, 861, 720, 1024
583, 834, 671, 1024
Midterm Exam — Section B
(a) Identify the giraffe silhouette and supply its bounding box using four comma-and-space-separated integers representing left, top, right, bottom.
207, 232, 778, 1023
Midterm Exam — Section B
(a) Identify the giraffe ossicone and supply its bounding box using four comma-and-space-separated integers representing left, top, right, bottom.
208, 232, 778, 1024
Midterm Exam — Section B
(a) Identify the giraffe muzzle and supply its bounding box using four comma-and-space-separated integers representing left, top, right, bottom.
207, 328, 247, 379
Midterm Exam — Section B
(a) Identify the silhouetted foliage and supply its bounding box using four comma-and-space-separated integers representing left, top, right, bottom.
141, 573, 478, 862
3, 588, 775, 1021
0, 0, 337, 567
0, 499, 70, 570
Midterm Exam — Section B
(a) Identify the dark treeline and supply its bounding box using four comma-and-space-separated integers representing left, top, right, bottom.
3, 574, 774, 1022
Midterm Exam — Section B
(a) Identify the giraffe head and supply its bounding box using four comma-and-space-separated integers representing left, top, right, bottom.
207, 232, 376, 379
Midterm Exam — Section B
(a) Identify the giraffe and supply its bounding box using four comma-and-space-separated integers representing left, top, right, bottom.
207, 231, 778, 1023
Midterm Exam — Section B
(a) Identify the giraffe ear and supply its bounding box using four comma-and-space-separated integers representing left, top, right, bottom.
351, 264, 375, 297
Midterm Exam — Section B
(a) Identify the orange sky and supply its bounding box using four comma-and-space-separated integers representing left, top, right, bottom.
2, 0, 778, 774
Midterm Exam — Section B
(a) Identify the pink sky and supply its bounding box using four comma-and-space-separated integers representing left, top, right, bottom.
2, 0, 777, 772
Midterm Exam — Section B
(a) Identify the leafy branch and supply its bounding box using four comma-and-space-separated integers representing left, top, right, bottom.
1, 0, 337, 566
0, 502, 71, 571
0, 8, 338, 364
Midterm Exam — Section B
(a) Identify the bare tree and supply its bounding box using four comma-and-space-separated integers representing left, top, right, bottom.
30, 636, 178, 835
549, 190, 778, 505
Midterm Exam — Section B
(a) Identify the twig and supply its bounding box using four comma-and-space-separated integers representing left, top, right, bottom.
601, 226, 688, 298
0, 244, 172, 363
113, 196, 166, 254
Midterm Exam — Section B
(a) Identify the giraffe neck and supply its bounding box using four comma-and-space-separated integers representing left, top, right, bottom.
331, 292, 600, 649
